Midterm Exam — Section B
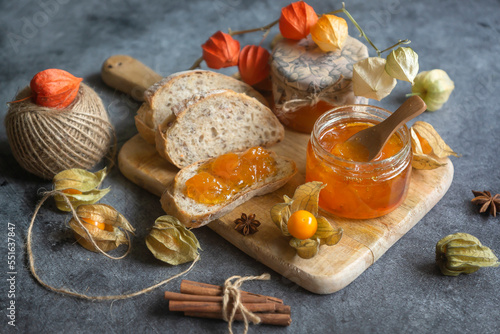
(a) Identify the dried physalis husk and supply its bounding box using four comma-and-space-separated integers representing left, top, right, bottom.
202, 31, 240, 69
238, 45, 271, 86
353, 57, 397, 101
410, 121, 459, 170
310, 14, 348, 52
146, 215, 201, 265
385, 47, 419, 84
30, 69, 83, 109
412, 69, 455, 111
271, 182, 343, 259
279, 1, 318, 40
69, 204, 135, 253
436, 233, 499, 276
53, 168, 110, 211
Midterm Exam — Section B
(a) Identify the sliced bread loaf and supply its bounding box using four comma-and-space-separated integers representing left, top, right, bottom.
155, 89, 285, 168
135, 70, 269, 144
161, 150, 297, 228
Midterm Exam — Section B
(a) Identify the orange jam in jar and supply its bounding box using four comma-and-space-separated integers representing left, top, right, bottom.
185, 147, 277, 205
306, 105, 412, 219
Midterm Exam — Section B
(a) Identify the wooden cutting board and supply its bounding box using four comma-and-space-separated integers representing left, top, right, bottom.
118, 131, 453, 294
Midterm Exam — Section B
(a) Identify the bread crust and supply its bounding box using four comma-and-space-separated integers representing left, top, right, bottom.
155, 90, 284, 168
137, 70, 270, 143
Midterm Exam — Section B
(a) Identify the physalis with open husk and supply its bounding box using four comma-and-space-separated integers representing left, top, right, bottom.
53, 168, 110, 211
146, 215, 201, 265
436, 233, 499, 276
69, 204, 135, 253
271, 182, 343, 259
410, 121, 459, 170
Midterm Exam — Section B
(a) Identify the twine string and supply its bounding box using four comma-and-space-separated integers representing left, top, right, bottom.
222, 273, 271, 334
27, 190, 199, 300
5, 84, 115, 179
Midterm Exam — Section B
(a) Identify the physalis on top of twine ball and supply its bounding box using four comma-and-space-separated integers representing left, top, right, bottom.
271, 182, 343, 259
5, 69, 114, 180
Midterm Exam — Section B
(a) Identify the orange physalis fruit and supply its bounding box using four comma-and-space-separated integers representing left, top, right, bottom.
202, 31, 240, 69
238, 45, 271, 86
310, 14, 348, 52
81, 217, 114, 232
279, 1, 318, 40
30, 69, 83, 109
287, 210, 318, 240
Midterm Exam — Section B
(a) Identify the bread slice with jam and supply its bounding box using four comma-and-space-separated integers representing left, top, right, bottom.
160, 148, 297, 228
155, 89, 284, 168
135, 70, 269, 144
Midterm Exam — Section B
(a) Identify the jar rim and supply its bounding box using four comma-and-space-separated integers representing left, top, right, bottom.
310, 104, 411, 167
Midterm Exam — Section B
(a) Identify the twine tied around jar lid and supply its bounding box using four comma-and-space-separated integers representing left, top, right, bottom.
5, 83, 116, 179
275, 75, 357, 114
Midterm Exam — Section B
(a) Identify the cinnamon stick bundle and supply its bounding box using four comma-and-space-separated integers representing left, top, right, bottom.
180, 280, 284, 304
184, 311, 292, 327
166, 279, 291, 327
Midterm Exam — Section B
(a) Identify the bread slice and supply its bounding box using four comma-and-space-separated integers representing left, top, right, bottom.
155, 89, 285, 168
135, 70, 269, 144
160, 150, 297, 228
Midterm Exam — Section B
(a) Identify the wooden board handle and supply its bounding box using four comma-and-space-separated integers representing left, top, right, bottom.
101, 55, 163, 101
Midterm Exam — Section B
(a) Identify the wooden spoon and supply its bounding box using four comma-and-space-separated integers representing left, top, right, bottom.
343, 95, 427, 161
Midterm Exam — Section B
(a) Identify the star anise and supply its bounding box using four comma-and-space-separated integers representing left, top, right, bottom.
471, 190, 500, 217
234, 213, 260, 236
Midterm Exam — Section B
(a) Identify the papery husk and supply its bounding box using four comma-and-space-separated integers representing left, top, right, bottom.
310, 14, 348, 51
410, 121, 459, 170
353, 57, 397, 101
53, 168, 110, 211
290, 181, 325, 216
412, 122, 459, 159
412, 69, 454, 111
314, 216, 343, 246
436, 233, 499, 276
271, 195, 293, 236
69, 204, 134, 253
385, 47, 419, 84
146, 215, 201, 265
271, 182, 343, 259
289, 237, 320, 259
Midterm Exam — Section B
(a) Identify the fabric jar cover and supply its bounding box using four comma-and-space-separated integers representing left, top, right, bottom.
271, 35, 369, 119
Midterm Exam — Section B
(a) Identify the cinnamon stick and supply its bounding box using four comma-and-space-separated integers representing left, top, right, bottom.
169, 300, 276, 313
180, 280, 283, 304
164, 291, 267, 303
184, 311, 291, 326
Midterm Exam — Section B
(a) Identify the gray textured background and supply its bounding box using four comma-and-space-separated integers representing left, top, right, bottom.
1, 0, 500, 333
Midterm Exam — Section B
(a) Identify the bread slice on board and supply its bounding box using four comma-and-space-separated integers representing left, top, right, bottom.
155, 89, 285, 168
135, 70, 269, 144
161, 150, 297, 228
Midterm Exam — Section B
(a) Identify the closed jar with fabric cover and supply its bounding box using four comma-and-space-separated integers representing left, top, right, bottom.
270, 35, 369, 133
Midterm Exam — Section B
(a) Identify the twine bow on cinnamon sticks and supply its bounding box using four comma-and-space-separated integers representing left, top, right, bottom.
166, 278, 292, 333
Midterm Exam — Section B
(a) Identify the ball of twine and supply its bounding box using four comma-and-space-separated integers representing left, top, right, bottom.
5, 83, 115, 179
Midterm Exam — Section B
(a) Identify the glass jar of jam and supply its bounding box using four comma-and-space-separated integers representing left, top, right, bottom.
270, 36, 368, 133
306, 105, 412, 219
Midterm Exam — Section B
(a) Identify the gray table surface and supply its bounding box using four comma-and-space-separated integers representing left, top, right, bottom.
1, 0, 499, 333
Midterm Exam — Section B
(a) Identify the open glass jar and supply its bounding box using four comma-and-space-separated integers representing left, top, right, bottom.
306, 105, 412, 219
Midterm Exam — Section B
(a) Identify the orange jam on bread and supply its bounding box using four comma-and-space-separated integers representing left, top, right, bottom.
185, 147, 277, 205
306, 106, 412, 219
